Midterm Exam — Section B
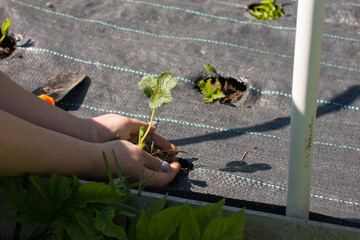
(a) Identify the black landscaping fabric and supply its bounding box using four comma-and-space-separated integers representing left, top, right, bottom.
0, 0, 359, 226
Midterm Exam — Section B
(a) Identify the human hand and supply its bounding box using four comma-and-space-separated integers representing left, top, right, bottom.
98, 140, 181, 187
90, 114, 178, 161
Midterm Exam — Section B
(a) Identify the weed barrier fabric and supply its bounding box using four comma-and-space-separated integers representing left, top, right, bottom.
0, 0, 359, 226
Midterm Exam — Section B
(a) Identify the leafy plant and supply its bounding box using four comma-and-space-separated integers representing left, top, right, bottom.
138, 72, 178, 149
0, 18, 10, 44
0, 152, 143, 239
197, 64, 225, 103
0, 153, 246, 239
136, 198, 246, 240
249, 0, 284, 21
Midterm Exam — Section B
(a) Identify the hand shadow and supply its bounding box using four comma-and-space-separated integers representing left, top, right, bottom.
220, 161, 271, 173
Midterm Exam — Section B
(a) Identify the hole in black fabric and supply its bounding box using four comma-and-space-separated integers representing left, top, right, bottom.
178, 158, 194, 172
194, 75, 247, 104
0, 34, 16, 59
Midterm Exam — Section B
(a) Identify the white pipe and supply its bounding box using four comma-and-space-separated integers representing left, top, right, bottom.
286, 0, 326, 219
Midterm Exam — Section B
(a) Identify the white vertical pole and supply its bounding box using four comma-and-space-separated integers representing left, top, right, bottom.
286, 0, 326, 219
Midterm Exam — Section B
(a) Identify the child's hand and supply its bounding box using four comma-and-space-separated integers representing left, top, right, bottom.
98, 140, 181, 187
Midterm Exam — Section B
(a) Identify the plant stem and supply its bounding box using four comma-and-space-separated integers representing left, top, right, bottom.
139, 108, 156, 148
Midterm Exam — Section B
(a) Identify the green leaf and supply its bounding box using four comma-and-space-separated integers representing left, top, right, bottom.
250, 0, 282, 21
136, 210, 150, 240
77, 181, 126, 204
197, 79, 224, 103
139, 75, 156, 98
0, 177, 48, 224
72, 174, 81, 190
204, 64, 217, 75
193, 198, 225, 235
261, 0, 274, 4
0, 18, 10, 43
139, 72, 178, 109
212, 87, 226, 100
179, 204, 201, 240
149, 89, 172, 109
145, 193, 168, 218
94, 205, 128, 239
201, 208, 245, 240
147, 205, 186, 240
54, 209, 101, 240
31, 173, 73, 210
50, 173, 73, 209
157, 72, 178, 92
138, 125, 146, 149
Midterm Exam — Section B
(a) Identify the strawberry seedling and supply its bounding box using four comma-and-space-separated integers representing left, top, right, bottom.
249, 0, 284, 21
197, 64, 225, 103
0, 18, 10, 44
138, 72, 178, 149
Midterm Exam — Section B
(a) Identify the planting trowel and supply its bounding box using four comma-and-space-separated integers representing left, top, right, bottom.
32, 72, 86, 104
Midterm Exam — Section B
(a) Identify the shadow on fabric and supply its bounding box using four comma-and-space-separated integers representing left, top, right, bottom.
171, 85, 360, 146
57, 76, 91, 111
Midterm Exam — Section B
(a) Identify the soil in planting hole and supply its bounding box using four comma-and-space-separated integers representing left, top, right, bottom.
195, 76, 247, 104
140, 141, 192, 180
0, 34, 17, 59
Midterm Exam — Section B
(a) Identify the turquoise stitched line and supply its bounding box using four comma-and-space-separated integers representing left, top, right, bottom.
16, 47, 194, 86
193, 167, 287, 191
57, 102, 360, 152
10, 0, 360, 73
18, 47, 360, 111
248, 86, 360, 111
193, 167, 360, 207
115, 0, 360, 43
117, 0, 295, 30
12, 0, 359, 43
342, 2, 360, 7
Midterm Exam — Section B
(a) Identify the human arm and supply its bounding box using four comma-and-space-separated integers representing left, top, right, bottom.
0, 71, 178, 157
0, 109, 180, 186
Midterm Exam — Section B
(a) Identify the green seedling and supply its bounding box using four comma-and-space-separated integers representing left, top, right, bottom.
138, 72, 178, 149
197, 64, 225, 103
249, 0, 284, 21
0, 18, 10, 44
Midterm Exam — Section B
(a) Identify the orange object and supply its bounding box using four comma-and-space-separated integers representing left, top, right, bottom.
38, 94, 55, 105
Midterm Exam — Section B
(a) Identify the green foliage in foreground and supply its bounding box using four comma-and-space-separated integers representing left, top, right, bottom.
249, 0, 284, 21
0, 152, 245, 239
0, 18, 10, 44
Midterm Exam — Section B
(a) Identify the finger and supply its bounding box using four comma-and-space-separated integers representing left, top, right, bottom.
142, 162, 181, 187
128, 118, 158, 135
142, 153, 170, 171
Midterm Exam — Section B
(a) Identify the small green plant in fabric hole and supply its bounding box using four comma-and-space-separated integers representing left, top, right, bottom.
0, 18, 10, 44
137, 72, 178, 149
197, 64, 225, 103
249, 0, 284, 21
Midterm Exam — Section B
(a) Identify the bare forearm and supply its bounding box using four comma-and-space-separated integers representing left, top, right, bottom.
0, 71, 94, 141
0, 109, 105, 179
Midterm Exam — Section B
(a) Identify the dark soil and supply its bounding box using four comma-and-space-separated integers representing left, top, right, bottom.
0, 34, 16, 59
195, 76, 247, 104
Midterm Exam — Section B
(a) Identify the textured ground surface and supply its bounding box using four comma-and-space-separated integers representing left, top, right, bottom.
0, 0, 359, 225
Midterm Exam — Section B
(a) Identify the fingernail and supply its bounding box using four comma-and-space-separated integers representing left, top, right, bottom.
160, 161, 170, 171
148, 120, 158, 127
